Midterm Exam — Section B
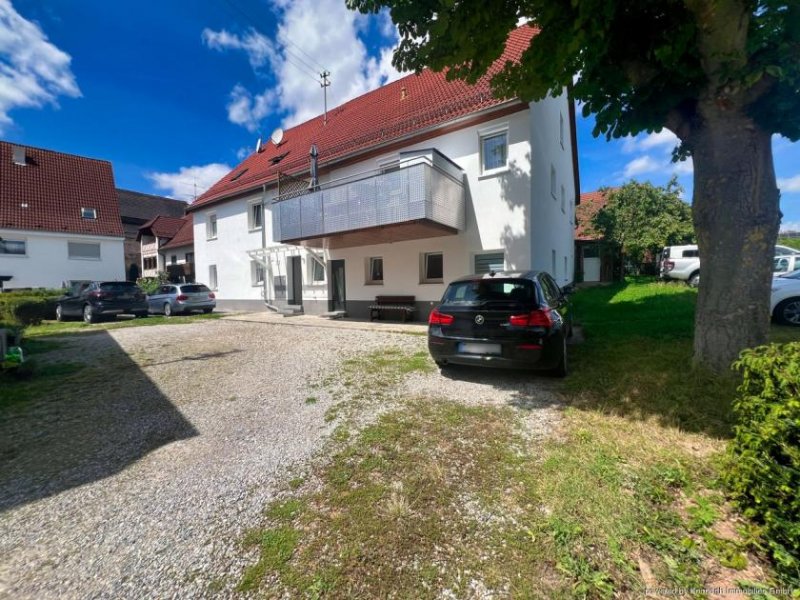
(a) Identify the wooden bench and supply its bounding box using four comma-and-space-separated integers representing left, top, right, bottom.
369, 295, 416, 322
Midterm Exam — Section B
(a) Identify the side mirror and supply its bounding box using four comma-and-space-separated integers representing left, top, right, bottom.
561, 283, 575, 296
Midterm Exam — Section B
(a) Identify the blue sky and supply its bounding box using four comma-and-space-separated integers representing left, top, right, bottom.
3, 0, 799, 229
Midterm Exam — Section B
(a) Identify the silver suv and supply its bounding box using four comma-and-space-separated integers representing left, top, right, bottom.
660, 245, 700, 287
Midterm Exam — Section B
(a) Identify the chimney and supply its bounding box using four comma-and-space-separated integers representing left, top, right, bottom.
400, 86, 408, 100
12, 146, 26, 166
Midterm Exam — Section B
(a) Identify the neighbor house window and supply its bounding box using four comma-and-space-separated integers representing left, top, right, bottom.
561, 185, 566, 213
474, 252, 504, 275
209, 265, 218, 289
311, 260, 325, 283
171, 255, 177, 265
550, 165, 557, 198
81, 207, 97, 219
421, 252, 444, 283
206, 213, 217, 240
68, 242, 101, 260
366, 257, 384, 284
0, 238, 26, 255
479, 127, 508, 174
185, 252, 194, 263
248, 202, 263, 230
251, 260, 265, 286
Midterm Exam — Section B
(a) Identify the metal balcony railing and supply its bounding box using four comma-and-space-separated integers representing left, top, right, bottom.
272, 151, 466, 244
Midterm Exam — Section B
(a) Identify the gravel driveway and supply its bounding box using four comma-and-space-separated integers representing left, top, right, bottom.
0, 318, 560, 599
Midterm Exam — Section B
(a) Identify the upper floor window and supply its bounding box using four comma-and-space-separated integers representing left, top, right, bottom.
206, 213, 218, 240
68, 241, 101, 260
479, 127, 508, 175
81, 207, 97, 220
248, 202, 263, 231
0, 238, 26, 255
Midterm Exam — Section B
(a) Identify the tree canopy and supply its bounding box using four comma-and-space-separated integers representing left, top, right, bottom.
590, 178, 695, 265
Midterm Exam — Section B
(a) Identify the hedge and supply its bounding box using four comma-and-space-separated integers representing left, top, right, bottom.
726, 342, 800, 583
0, 293, 59, 326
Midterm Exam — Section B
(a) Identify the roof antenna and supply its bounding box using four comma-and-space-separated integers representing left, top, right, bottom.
320, 70, 331, 125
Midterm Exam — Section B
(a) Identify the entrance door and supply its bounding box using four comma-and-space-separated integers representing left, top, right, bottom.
288, 256, 303, 306
329, 259, 346, 312
583, 246, 601, 282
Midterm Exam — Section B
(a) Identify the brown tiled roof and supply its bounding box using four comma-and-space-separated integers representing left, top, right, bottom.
576, 190, 616, 241
137, 215, 186, 241
189, 26, 539, 211
160, 215, 193, 250
117, 189, 186, 223
0, 141, 123, 237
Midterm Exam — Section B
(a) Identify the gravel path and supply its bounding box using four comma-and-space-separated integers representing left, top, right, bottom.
0, 318, 560, 599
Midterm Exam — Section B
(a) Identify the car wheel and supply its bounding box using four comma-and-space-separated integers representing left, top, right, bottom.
688, 272, 700, 288
203, 308, 213, 314
164, 302, 173, 317
775, 298, 800, 326
551, 335, 568, 378
83, 304, 98, 324
56, 304, 64, 322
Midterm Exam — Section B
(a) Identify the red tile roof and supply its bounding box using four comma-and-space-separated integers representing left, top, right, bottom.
189, 26, 539, 211
137, 215, 186, 241
0, 141, 123, 237
576, 189, 616, 241
160, 215, 193, 250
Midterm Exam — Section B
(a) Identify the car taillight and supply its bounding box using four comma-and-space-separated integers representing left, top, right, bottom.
90, 291, 111, 300
208, 292, 215, 299
176, 294, 189, 301
509, 308, 553, 327
429, 308, 454, 326
664, 260, 675, 272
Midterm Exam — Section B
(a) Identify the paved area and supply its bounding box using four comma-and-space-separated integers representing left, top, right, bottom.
223, 310, 427, 334
0, 318, 561, 599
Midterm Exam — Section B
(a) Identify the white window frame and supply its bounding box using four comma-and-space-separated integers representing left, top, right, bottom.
251, 260, 265, 287
67, 241, 101, 261
473, 251, 505, 275
206, 212, 218, 240
420, 251, 444, 284
209, 264, 218, 290
0, 237, 27, 257
248, 201, 263, 231
310, 259, 326, 283
478, 123, 509, 177
365, 256, 384, 285
81, 207, 97, 220
550, 165, 557, 199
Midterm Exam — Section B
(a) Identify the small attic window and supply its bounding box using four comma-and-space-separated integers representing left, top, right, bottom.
230, 168, 248, 182
270, 151, 289, 165
81, 207, 97, 220
12, 146, 26, 166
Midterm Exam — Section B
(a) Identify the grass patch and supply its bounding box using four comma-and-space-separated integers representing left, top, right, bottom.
0, 361, 86, 408
304, 396, 318, 405
23, 312, 223, 338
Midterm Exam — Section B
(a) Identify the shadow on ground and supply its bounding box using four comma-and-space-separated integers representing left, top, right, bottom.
0, 330, 197, 512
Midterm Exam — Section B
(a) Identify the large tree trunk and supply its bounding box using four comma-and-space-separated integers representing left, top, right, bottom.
690, 114, 780, 373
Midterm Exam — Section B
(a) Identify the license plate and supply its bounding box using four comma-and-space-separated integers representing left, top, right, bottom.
459, 342, 502, 355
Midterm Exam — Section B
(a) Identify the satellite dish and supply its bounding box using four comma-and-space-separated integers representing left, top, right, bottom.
270, 128, 284, 146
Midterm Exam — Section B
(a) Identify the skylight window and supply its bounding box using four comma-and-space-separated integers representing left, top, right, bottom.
230, 168, 248, 182
270, 151, 289, 165
81, 207, 97, 220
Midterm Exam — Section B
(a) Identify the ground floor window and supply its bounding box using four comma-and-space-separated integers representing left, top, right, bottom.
311, 259, 325, 283
209, 264, 218, 290
366, 256, 383, 284
421, 252, 444, 283
474, 252, 504, 275
251, 260, 265, 286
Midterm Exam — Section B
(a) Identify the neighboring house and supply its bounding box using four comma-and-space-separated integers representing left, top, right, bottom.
117, 189, 186, 281
0, 141, 125, 289
137, 216, 189, 279
575, 190, 621, 283
159, 216, 195, 283
187, 27, 580, 319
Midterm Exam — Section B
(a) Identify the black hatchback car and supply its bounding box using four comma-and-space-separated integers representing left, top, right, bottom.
428, 271, 572, 376
56, 281, 149, 324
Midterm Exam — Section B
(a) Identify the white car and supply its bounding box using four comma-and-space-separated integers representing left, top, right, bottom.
774, 254, 800, 276
771, 271, 800, 325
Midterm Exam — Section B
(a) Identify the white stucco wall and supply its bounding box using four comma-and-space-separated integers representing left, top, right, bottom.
0, 229, 125, 289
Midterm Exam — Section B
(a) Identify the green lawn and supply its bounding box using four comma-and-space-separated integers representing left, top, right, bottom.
22, 311, 223, 338
233, 278, 799, 598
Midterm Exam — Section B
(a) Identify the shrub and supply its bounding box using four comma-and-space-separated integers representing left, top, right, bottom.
726, 342, 800, 583
136, 273, 168, 295
0, 297, 57, 326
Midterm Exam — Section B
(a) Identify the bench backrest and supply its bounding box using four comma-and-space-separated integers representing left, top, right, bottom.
374, 295, 415, 305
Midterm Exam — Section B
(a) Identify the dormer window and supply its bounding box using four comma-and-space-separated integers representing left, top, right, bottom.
81, 207, 97, 220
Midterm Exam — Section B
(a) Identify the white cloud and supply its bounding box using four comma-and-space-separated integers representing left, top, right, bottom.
622, 129, 679, 154
622, 154, 693, 179
148, 163, 232, 201
203, 0, 404, 130
0, 0, 81, 130
778, 174, 800, 193
623, 155, 663, 178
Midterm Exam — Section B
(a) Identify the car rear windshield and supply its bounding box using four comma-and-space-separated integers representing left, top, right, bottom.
442, 279, 536, 305
99, 282, 139, 291
180, 285, 211, 293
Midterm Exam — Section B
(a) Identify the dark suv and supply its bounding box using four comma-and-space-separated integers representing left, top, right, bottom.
428, 271, 572, 376
56, 281, 149, 324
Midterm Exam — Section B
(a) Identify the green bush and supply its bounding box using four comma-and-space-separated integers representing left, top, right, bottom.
136, 273, 168, 295
726, 342, 800, 583
0, 297, 57, 326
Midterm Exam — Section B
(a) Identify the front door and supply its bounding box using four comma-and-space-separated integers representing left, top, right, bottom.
583, 246, 601, 282
288, 256, 303, 306
329, 259, 346, 312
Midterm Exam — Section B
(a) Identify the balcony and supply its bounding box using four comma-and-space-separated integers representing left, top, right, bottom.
272, 149, 466, 249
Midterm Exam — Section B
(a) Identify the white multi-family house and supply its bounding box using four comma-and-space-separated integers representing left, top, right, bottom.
188, 27, 579, 319
0, 141, 125, 290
